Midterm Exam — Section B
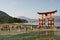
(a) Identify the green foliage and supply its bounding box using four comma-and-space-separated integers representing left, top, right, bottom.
0, 10, 28, 23
0, 17, 28, 23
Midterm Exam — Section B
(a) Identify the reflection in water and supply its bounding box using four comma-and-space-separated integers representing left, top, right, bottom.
48, 31, 54, 40
39, 31, 55, 40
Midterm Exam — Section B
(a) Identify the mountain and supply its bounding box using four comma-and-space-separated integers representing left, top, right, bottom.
54, 16, 60, 22
17, 16, 38, 23
0, 10, 28, 23
18, 16, 60, 23
0, 11, 11, 18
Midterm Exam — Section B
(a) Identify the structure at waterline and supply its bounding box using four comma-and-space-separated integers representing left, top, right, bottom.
37, 10, 57, 29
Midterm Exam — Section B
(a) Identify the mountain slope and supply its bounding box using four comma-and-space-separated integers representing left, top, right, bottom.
54, 16, 60, 22
17, 16, 38, 23
18, 16, 60, 23
0, 10, 28, 23
0, 11, 10, 18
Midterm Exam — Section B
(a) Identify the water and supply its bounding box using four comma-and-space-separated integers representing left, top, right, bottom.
38, 31, 57, 40
0, 31, 60, 40
29, 22, 60, 27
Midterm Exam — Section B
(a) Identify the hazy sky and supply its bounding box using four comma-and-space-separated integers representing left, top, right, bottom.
0, 0, 60, 19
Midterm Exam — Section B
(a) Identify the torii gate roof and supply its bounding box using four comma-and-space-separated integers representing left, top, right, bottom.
38, 10, 57, 14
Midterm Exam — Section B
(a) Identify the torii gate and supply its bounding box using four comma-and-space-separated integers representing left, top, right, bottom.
37, 10, 57, 29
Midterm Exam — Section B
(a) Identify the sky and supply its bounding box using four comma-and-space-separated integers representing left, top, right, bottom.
0, 0, 60, 19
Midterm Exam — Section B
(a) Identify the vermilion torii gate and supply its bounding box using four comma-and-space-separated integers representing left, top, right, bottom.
37, 10, 57, 29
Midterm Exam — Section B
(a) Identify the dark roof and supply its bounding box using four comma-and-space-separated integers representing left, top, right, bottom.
37, 10, 57, 14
